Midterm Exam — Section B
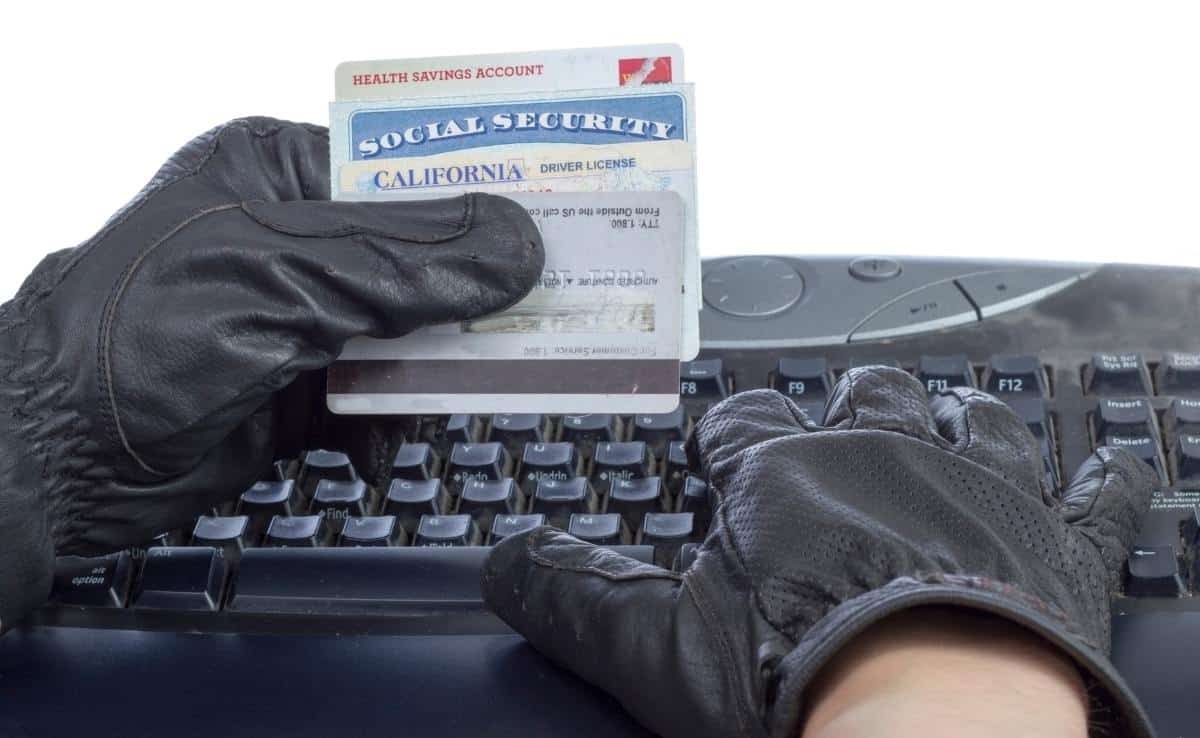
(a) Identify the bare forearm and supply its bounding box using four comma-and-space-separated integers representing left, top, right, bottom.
801, 607, 1089, 738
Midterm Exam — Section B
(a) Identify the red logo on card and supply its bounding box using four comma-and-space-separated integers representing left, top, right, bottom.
618, 57, 673, 85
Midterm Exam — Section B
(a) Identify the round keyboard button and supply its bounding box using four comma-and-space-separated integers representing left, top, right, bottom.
848, 256, 902, 282
703, 257, 804, 317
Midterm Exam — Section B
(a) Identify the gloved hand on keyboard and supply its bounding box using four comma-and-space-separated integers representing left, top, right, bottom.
483, 367, 1157, 738
0, 117, 543, 630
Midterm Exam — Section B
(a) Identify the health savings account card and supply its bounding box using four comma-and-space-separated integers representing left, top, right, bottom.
328, 82, 699, 357
326, 191, 685, 415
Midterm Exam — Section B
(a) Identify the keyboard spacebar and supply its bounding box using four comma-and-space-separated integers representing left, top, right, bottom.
228, 546, 653, 615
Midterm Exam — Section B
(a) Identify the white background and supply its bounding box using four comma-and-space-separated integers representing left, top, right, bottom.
0, 1, 1196, 300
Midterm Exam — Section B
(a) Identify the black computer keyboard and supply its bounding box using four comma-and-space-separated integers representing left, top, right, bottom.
4, 256, 1199, 738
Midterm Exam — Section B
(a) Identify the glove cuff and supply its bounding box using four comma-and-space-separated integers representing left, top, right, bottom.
767, 576, 1153, 738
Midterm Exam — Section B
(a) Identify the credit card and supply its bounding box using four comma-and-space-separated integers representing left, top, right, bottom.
335, 44, 684, 101
328, 83, 700, 358
326, 191, 684, 415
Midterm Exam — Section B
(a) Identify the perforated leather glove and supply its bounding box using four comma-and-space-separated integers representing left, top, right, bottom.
0, 117, 544, 631
483, 367, 1157, 738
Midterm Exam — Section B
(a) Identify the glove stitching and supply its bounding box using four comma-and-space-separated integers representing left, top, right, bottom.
526, 543, 682, 583
680, 571, 763, 738
97, 203, 244, 477
239, 193, 475, 243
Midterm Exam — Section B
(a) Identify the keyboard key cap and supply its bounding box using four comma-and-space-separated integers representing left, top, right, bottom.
417, 414, 483, 455
191, 516, 251, 558
487, 414, 548, 455
519, 442, 580, 494
298, 449, 357, 499
1085, 353, 1151, 395
265, 515, 327, 548
664, 441, 690, 495
229, 546, 653, 614
458, 478, 521, 531
848, 358, 902, 370
676, 542, 700, 571
532, 478, 599, 528
382, 478, 445, 535
983, 355, 1046, 396
134, 547, 227, 611
631, 406, 689, 457
592, 441, 654, 491
638, 512, 697, 567
1092, 398, 1159, 440
340, 516, 404, 547
446, 442, 512, 496
391, 443, 441, 481
1171, 434, 1200, 482
772, 358, 833, 407
1125, 546, 1185, 597
568, 513, 627, 545
678, 476, 712, 532
49, 553, 133, 608
488, 513, 547, 544
1158, 352, 1200, 394
608, 476, 666, 530
415, 514, 480, 547
311, 479, 370, 525
559, 414, 621, 451
1165, 398, 1200, 433
917, 354, 975, 394
236, 480, 295, 534
679, 359, 728, 411
1101, 435, 1167, 483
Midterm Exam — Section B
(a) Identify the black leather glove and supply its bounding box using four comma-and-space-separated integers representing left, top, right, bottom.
483, 367, 1156, 738
0, 117, 543, 630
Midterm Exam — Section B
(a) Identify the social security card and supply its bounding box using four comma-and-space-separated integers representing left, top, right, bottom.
328, 84, 699, 358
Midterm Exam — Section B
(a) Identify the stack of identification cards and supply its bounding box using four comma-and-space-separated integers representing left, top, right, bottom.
326, 191, 684, 415
331, 44, 698, 350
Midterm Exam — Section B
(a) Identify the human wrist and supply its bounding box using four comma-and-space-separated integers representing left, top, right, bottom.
800, 606, 1089, 738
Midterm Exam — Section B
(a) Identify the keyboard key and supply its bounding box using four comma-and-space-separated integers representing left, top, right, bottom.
191, 516, 251, 558
339, 516, 404, 547
1092, 398, 1159, 440
311, 479, 370, 524
848, 358, 902, 370
1085, 353, 1151, 395
532, 478, 598, 528
446, 442, 512, 496
608, 476, 666, 530
228, 546, 652, 614
519, 442, 580, 494
487, 414, 548, 455
133, 547, 227, 611
391, 443, 441, 481
49, 553, 133, 608
1101, 435, 1167, 483
298, 449, 357, 499
664, 441, 690, 495
678, 476, 712, 532
418, 414, 483, 455
236, 480, 295, 534
631, 406, 690, 457
592, 441, 654, 491
1125, 546, 1185, 597
568, 513, 627, 545
983, 355, 1046, 396
772, 358, 832, 408
382, 478, 445, 535
272, 459, 293, 482
639, 513, 697, 567
415, 514, 480, 547
1171, 434, 1200, 482
917, 354, 975, 394
1165, 398, 1200, 433
679, 359, 729, 411
676, 542, 700, 571
265, 515, 327, 548
458, 478, 521, 531
488, 514, 547, 544
559, 414, 621, 451
1158, 352, 1200, 394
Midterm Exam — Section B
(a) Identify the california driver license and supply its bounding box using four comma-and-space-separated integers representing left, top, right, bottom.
326, 191, 684, 415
